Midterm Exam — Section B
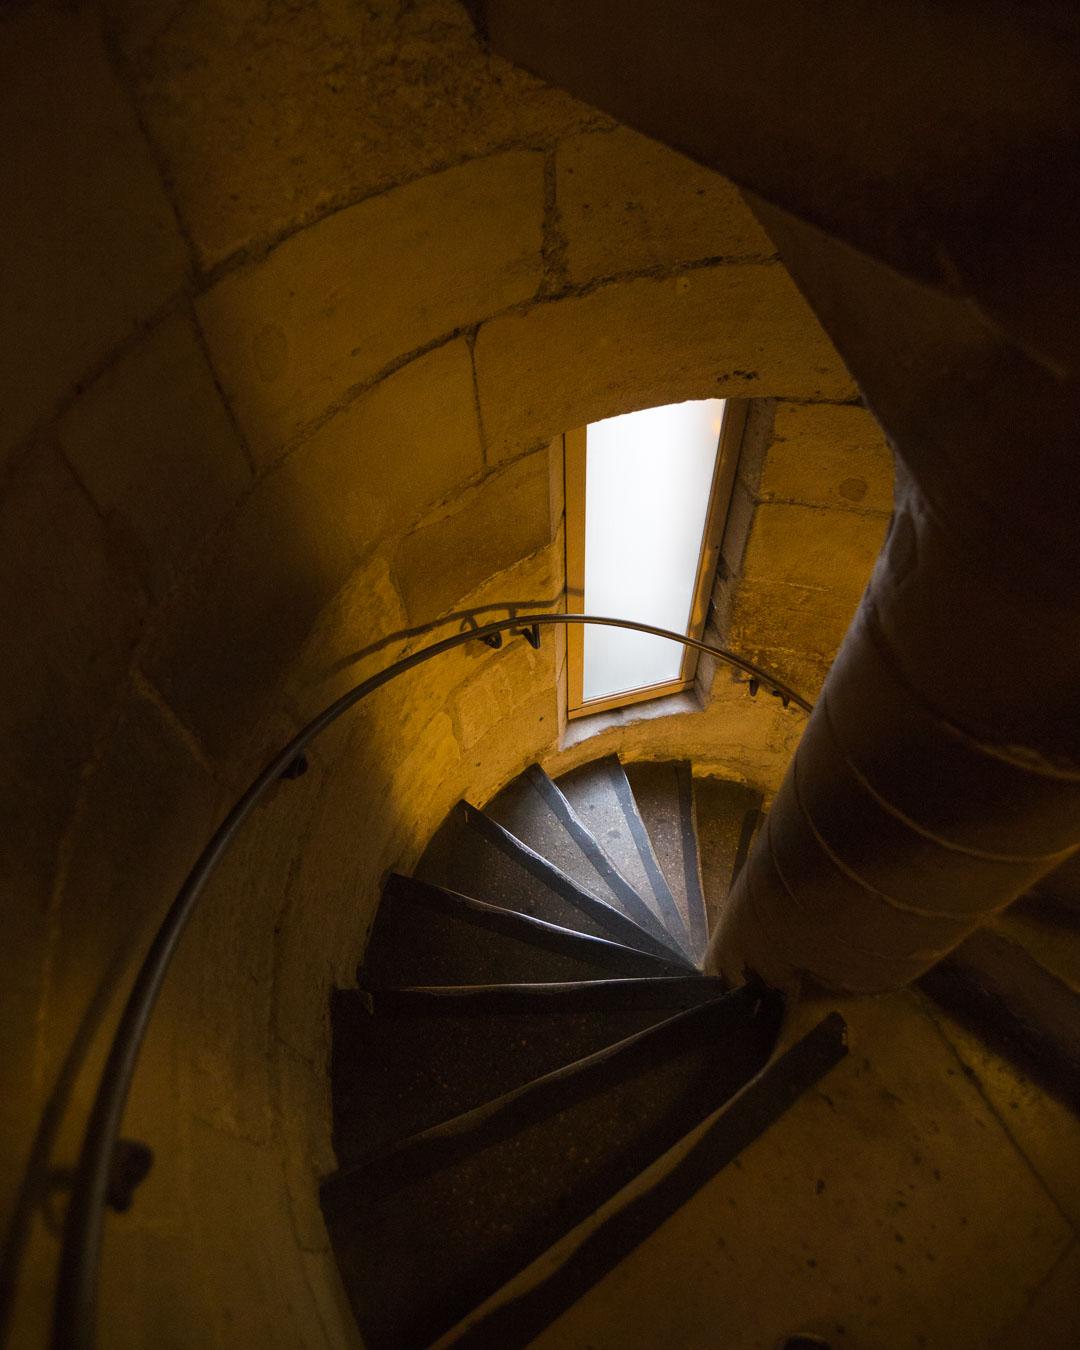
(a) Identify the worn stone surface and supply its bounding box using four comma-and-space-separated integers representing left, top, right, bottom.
530, 992, 1074, 1350
726, 501, 889, 693
288, 555, 409, 712
112, 0, 602, 268
925, 998, 1080, 1231
558, 126, 773, 283
0, 441, 147, 892
546, 674, 805, 800
475, 264, 855, 463
58, 309, 253, 599
42, 686, 220, 1093
140, 445, 366, 763
758, 400, 895, 512
196, 152, 545, 465
988, 1242, 1080, 1350
0, 4, 188, 465
451, 639, 551, 751
295, 338, 484, 546
392, 448, 555, 621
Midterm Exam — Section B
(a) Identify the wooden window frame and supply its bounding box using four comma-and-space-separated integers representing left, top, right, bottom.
564, 399, 748, 720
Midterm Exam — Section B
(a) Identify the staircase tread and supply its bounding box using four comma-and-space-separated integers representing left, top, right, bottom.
485, 766, 688, 962
362, 975, 727, 1011
991, 906, 1080, 996
624, 760, 708, 961
322, 987, 782, 1350
920, 925, 1080, 1113
447, 1012, 849, 1349
556, 757, 693, 959
463, 801, 694, 967
693, 774, 764, 944
359, 873, 685, 990
330, 978, 732, 1164
416, 800, 675, 958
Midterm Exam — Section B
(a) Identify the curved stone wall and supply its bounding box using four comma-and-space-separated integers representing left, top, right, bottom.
1, 3, 889, 1344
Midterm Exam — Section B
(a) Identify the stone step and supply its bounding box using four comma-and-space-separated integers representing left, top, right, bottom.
331, 976, 727, 1164
321, 985, 782, 1350
463, 799, 693, 967
486, 764, 688, 962
692, 774, 764, 943
623, 759, 708, 962
415, 799, 641, 948
360, 873, 686, 990
556, 756, 694, 960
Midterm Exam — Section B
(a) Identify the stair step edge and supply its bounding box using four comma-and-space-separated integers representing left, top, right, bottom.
463, 803, 697, 969
373, 874, 690, 975
322, 984, 771, 1201
522, 764, 695, 960
439, 1011, 849, 1350
608, 757, 694, 953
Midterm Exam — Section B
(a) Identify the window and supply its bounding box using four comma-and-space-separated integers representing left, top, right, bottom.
565, 398, 746, 719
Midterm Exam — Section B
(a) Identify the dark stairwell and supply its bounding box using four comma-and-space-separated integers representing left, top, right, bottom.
319, 751, 1080, 1348
320, 756, 842, 1348
6, 4, 1080, 1347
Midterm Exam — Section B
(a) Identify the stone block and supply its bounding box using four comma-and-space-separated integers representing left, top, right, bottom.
759, 400, 895, 512
166, 1121, 339, 1348
558, 126, 773, 283
58, 310, 253, 599
114, 0, 598, 267
175, 759, 325, 1146
379, 709, 463, 865
274, 1045, 336, 1247
739, 497, 887, 593
728, 500, 887, 671
452, 527, 566, 618
268, 782, 375, 1063
392, 450, 555, 622
280, 693, 463, 1001
196, 152, 544, 466
141, 442, 370, 762
0, 442, 147, 890
475, 264, 854, 464
0, 5, 188, 465
295, 338, 484, 548
289, 555, 409, 711
0, 437, 149, 1281
451, 640, 553, 752
461, 686, 560, 798
42, 687, 220, 1092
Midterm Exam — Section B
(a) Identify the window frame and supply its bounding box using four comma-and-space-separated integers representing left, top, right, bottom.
564, 398, 748, 720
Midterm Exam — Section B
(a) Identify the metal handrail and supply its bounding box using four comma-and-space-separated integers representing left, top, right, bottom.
52, 613, 809, 1348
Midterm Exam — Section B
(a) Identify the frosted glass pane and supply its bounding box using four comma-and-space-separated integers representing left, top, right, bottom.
583, 399, 724, 704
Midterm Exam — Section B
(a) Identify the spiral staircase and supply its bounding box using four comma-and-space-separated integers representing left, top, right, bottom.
320, 756, 848, 1348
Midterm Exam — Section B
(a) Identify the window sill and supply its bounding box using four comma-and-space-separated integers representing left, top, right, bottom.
559, 687, 705, 752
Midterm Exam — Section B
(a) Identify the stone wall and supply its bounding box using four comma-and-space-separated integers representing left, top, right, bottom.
0, 3, 886, 1344
711, 398, 893, 699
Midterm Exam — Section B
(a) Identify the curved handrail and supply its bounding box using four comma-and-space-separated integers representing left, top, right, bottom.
52, 613, 809, 1348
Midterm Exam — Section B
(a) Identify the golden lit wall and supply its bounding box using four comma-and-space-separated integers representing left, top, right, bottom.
0, 3, 890, 1344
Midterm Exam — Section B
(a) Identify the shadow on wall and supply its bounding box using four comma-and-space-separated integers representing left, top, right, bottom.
0, 397, 383, 1345
313, 597, 566, 692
